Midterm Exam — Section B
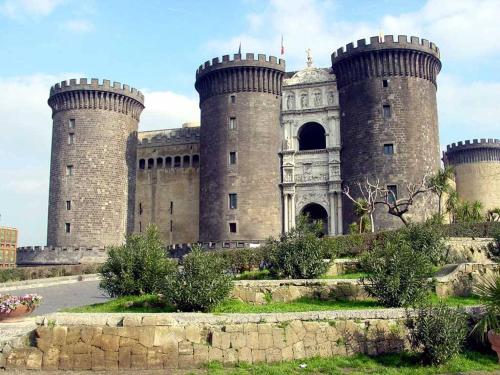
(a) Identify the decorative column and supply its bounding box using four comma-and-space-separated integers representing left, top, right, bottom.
290, 193, 296, 230
337, 193, 343, 234
329, 192, 337, 235
283, 194, 289, 232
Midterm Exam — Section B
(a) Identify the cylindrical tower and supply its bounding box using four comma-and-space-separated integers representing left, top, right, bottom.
195, 53, 285, 242
47, 78, 144, 247
332, 35, 442, 231
444, 139, 500, 213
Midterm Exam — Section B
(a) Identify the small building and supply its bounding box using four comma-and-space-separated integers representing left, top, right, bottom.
0, 227, 18, 268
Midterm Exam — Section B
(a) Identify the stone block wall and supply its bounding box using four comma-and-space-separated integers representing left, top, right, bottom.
435, 263, 499, 297
16, 246, 107, 265
0, 310, 411, 371
232, 279, 367, 304
446, 237, 495, 263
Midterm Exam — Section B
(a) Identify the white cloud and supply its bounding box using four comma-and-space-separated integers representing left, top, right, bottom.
438, 74, 500, 145
0, 0, 64, 18
139, 90, 199, 131
63, 19, 94, 33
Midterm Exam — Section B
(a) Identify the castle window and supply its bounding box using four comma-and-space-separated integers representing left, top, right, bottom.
156, 157, 163, 168
139, 221, 142, 232
383, 104, 391, 118
387, 185, 398, 204
383, 143, 394, 155
298, 122, 326, 150
68, 133, 75, 145
183, 155, 190, 167
65, 223, 71, 233
68, 119, 75, 129
231, 95, 236, 104
139, 203, 143, 215
66, 165, 73, 176
170, 201, 173, 215
66, 200, 71, 210
229, 193, 238, 209
229, 152, 237, 165
383, 79, 388, 88
165, 157, 172, 168
147, 158, 154, 169
229, 222, 237, 233
170, 220, 173, 232
229, 117, 237, 130
192, 155, 200, 168
139, 159, 145, 169
174, 156, 181, 168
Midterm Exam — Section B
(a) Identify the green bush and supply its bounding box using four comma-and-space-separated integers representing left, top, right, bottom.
99, 225, 176, 297
361, 231, 434, 307
218, 247, 266, 274
406, 303, 468, 365
168, 247, 232, 312
441, 222, 500, 238
398, 223, 447, 266
265, 218, 328, 279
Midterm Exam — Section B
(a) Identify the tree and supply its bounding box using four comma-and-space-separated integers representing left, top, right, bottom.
343, 179, 380, 233
376, 175, 432, 226
428, 166, 454, 216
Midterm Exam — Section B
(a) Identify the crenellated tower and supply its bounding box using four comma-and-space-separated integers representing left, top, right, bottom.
47, 78, 145, 247
195, 54, 285, 242
332, 35, 442, 231
443, 139, 500, 213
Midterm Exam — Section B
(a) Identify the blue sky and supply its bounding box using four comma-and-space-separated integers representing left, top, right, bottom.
0, 0, 499, 245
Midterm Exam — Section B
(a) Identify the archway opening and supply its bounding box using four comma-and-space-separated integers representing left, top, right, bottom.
300, 203, 328, 236
298, 122, 326, 151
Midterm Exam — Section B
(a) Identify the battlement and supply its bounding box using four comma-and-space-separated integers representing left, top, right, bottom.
138, 126, 200, 147
444, 139, 500, 166
17, 246, 108, 265
196, 53, 285, 79
49, 78, 144, 103
332, 35, 440, 64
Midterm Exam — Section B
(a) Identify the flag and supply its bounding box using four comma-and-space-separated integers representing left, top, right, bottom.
238, 42, 241, 55
281, 34, 284, 55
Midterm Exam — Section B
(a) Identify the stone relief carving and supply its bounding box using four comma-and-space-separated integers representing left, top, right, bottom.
329, 165, 340, 179
313, 91, 322, 107
286, 94, 295, 110
296, 189, 329, 211
327, 91, 335, 105
284, 169, 293, 182
300, 93, 309, 109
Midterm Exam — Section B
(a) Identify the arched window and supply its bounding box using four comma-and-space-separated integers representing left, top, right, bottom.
298, 122, 326, 150
165, 157, 172, 168
156, 157, 163, 168
192, 154, 200, 168
147, 158, 154, 169
183, 155, 190, 167
301, 203, 328, 236
174, 156, 181, 168
139, 159, 145, 170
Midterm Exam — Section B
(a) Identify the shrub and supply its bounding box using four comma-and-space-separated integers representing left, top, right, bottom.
406, 303, 468, 365
168, 247, 232, 312
398, 223, 447, 266
218, 247, 266, 274
99, 225, 176, 297
361, 231, 434, 307
472, 273, 500, 339
441, 221, 500, 238
265, 218, 328, 279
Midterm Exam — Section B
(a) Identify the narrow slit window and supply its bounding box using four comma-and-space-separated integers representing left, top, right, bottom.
139, 203, 143, 215
65, 223, 71, 233
170, 201, 173, 215
229, 117, 237, 130
229, 193, 238, 209
66, 165, 73, 176
383, 104, 391, 118
229, 222, 237, 233
383, 144, 394, 155
139, 159, 145, 169
66, 200, 71, 210
68, 133, 75, 145
387, 185, 398, 204
230, 95, 236, 104
383, 79, 388, 88
68, 119, 75, 129
229, 152, 237, 165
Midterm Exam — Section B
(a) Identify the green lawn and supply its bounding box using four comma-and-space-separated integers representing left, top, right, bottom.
65, 294, 481, 314
204, 351, 499, 375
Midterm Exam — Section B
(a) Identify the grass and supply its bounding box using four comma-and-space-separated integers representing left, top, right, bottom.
204, 351, 499, 375
65, 293, 482, 314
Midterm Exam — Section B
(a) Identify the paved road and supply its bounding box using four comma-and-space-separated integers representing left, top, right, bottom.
3, 280, 111, 315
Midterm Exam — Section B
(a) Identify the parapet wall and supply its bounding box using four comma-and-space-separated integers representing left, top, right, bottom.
196, 53, 285, 78
444, 138, 500, 165
138, 127, 200, 147
50, 78, 144, 102
16, 246, 107, 265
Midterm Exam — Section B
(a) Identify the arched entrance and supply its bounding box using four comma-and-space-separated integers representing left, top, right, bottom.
300, 203, 328, 236
297, 122, 326, 150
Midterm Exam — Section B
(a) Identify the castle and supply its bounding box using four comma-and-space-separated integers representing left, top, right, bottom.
17, 34, 500, 261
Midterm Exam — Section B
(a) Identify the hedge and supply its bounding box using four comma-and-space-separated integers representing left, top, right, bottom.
0, 264, 101, 283
441, 222, 500, 238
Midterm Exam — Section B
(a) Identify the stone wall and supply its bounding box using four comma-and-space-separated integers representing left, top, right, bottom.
0, 310, 416, 371
232, 279, 367, 304
16, 246, 107, 265
446, 237, 495, 263
435, 263, 499, 297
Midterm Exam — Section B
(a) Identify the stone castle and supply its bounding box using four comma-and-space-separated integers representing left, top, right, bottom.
18, 34, 499, 259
